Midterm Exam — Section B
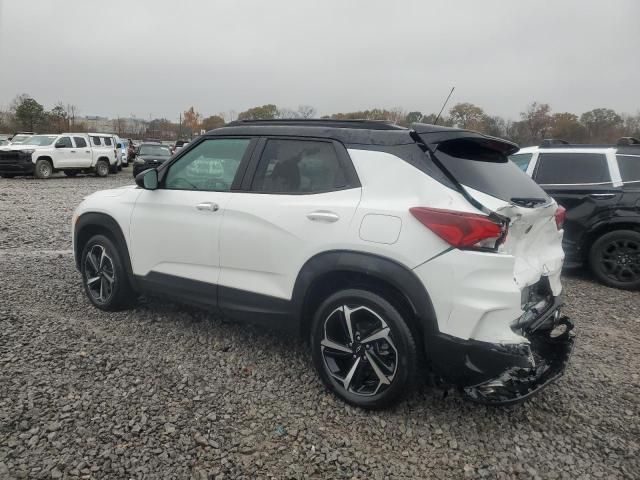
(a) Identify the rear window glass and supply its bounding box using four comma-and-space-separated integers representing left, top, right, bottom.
536, 153, 610, 184
617, 155, 640, 182
104, 137, 112, 146
508, 153, 533, 172
74, 137, 87, 148
91, 136, 101, 146
434, 141, 548, 203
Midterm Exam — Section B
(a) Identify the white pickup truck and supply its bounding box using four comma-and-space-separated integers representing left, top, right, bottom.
0, 133, 118, 179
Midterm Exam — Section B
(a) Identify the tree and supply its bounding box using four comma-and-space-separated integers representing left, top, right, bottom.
12, 94, 45, 131
238, 104, 278, 120
405, 111, 424, 125
580, 108, 623, 142
201, 115, 225, 131
448, 103, 485, 129
183, 106, 201, 134
296, 105, 316, 119
519, 102, 552, 143
49, 102, 68, 133
550, 112, 586, 142
480, 115, 507, 138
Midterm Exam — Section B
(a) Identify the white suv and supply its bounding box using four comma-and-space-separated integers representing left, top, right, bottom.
72, 120, 575, 408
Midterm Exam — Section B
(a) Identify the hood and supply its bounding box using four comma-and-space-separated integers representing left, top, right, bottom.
1, 143, 51, 150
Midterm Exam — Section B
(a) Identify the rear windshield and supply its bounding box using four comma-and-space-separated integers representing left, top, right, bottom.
434, 140, 548, 203
139, 145, 172, 156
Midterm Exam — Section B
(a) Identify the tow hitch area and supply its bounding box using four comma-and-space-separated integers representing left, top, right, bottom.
463, 317, 575, 405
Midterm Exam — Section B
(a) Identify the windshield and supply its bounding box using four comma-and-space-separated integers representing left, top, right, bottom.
11, 135, 33, 144
139, 145, 171, 156
21, 135, 58, 146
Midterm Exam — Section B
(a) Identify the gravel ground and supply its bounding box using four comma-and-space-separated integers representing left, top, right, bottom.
0, 172, 639, 479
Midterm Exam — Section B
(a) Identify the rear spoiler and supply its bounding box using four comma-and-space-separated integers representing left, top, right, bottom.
411, 123, 520, 158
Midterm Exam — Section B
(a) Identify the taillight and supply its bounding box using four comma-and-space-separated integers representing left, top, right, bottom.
554, 205, 566, 230
409, 207, 507, 251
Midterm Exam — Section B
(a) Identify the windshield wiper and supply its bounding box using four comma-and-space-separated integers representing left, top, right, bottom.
510, 197, 548, 208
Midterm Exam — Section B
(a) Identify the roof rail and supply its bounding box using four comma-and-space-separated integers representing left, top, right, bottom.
540, 139, 570, 148
617, 137, 640, 146
225, 118, 406, 131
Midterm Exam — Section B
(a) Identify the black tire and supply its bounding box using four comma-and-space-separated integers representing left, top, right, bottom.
310, 289, 419, 409
64, 170, 79, 177
589, 230, 640, 290
80, 234, 137, 311
0, 174, 16, 178
95, 160, 109, 177
34, 159, 53, 179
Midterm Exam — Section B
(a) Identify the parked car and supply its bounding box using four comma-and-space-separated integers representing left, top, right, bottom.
88, 133, 121, 173
0, 133, 117, 178
8, 132, 36, 144
114, 135, 128, 167
172, 139, 189, 154
510, 137, 640, 290
72, 120, 574, 409
131, 143, 173, 176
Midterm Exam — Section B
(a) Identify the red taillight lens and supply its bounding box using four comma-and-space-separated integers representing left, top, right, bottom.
554, 205, 566, 230
409, 207, 506, 250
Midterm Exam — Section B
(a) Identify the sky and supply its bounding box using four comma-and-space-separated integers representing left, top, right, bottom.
0, 0, 638, 123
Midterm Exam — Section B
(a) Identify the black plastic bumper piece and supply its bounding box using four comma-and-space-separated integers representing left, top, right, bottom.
428, 316, 575, 405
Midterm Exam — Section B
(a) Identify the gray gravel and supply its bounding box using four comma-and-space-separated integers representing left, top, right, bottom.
1, 172, 639, 479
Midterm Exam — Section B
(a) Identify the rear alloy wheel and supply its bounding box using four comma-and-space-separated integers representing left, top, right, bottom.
589, 230, 640, 290
81, 234, 136, 310
95, 160, 109, 177
34, 159, 53, 179
311, 289, 418, 409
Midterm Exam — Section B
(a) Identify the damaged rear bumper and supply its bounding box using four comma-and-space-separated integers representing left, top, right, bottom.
428, 312, 575, 405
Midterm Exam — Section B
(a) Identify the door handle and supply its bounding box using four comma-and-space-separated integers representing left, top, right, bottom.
589, 193, 616, 199
70, 150, 76, 153
306, 211, 339, 222
85, 151, 90, 153
196, 202, 219, 212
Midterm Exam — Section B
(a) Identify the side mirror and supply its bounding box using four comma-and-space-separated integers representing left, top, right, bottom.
116, 143, 122, 149
136, 168, 158, 190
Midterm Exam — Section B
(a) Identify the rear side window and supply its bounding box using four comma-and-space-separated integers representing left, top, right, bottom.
508, 153, 533, 172
91, 136, 101, 146
434, 141, 548, 202
104, 137, 112, 146
617, 155, 640, 182
535, 153, 610, 184
74, 137, 87, 148
252, 139, 349, 194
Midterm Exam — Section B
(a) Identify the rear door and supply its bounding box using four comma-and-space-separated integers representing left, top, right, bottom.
72, 136, 92, 167
533, 151, 620, 260
218, 137, 361, 318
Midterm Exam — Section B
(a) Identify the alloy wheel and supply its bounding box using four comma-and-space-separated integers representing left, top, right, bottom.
600, 238, 640, 283
84, 244, 116, 304
320, 305, 398, 396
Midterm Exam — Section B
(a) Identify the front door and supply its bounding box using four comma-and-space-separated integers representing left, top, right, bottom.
53, 136, 75, 167
129, 137, 254, 306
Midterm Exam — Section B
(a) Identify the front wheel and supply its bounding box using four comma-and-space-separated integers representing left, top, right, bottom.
34, 159, 53, 179
80, 234, 137, 311
589, 230, 640, 290
311, 289, 419, 409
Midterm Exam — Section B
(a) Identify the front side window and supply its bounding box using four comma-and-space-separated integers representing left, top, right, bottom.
508, 153, 533, 172
252, 139, 348, 193
617, 155, 640, 183
164, 138, 250, 191
74, 137, 87, 148
91, 136, 101, 146
535, 153, 610, 185
56, 136, 72, 148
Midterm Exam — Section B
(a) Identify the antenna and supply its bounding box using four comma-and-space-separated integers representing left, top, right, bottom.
434, 86, 455, 125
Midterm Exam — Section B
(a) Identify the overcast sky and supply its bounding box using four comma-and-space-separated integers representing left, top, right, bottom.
0, 0, 638, 122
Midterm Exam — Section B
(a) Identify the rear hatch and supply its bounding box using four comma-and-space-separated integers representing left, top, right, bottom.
414, 124, 564, 295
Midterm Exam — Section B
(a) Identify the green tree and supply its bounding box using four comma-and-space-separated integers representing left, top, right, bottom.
13, 94, 45, 131
580, 108, 623, 142
49, 103, 68, 133
405, 111, 424, 125
448, 103, 485, 129
238, 104, 278, 120
201, 115, 225, 131
520, 102, 552, 143
550, 112, 586, 142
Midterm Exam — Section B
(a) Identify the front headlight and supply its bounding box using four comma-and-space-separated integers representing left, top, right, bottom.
21, 149, 35, 155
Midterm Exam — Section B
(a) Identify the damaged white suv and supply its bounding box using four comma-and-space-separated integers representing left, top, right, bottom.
72, 120, 575, 409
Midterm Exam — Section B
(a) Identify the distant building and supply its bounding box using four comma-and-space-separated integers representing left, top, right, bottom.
82, 116, 113, 133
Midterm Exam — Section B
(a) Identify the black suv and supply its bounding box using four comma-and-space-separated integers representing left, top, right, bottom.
131, 143, 173, 177
511, 138, 640, 289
